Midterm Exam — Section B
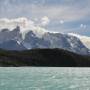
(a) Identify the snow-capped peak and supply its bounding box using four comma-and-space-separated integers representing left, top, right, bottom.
0, 17, 47, 39
0, 17, 35, 31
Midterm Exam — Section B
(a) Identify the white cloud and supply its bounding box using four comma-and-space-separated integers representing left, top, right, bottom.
0, 17, 35, 32
59, 20, 64, 24
0, 0, 89, 34
80, 24, 83, 28
80, 24, 86, 29
0, 0, 89, 23
0, 17, 48, 39
41, 16, 50, 26
29, 5, 90, 23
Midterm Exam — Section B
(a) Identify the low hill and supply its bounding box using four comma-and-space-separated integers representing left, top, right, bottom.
0, 48, 90, 67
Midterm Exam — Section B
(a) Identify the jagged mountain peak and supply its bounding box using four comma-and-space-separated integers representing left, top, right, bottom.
0, 17, 46, 38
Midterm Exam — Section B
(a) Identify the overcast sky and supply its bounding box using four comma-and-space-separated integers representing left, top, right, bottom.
0, 0, 90, 36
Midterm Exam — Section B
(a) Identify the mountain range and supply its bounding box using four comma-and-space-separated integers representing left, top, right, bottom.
0, 18, 89, 55
0, 25, 89, 55
0, 18, 90, 66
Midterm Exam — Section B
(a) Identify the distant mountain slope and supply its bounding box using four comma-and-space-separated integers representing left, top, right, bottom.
0, 40, 26, 50
0, 49, 90, 67
42, 32, 89, 55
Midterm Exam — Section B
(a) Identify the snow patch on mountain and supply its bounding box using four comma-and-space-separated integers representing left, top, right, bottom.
41, 16, 50, 26
68, 33, 90, 49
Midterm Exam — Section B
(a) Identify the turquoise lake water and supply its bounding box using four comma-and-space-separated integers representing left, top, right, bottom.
0, 67, 90, 90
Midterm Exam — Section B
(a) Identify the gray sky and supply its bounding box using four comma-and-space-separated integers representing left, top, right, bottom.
0, 0, 90, 36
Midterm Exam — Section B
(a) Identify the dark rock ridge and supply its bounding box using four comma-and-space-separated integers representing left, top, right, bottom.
0, 48, 90, 67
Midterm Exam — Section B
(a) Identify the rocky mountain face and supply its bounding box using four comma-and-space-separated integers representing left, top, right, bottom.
0, 40, 26, 50
0, 26, 89, 55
